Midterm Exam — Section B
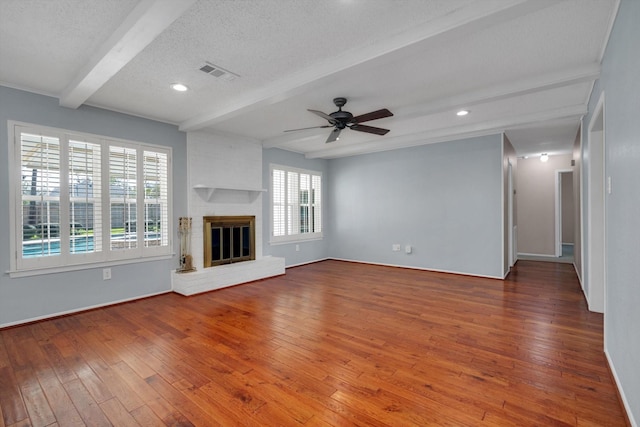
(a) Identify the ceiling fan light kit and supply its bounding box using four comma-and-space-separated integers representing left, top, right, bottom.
285, 97, 393, 143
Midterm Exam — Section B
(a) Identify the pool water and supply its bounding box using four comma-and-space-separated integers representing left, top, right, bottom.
23, 236, 95, 257
22, 233, 161, 257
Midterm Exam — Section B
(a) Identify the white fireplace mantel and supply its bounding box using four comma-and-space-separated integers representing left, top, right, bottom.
193, 184, 266, 203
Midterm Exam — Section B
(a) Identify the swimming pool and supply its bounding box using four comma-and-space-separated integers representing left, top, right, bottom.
23, 236, 95, 257
22, 233, 161, 257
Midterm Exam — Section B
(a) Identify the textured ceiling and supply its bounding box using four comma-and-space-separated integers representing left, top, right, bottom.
0, 0, 620, 159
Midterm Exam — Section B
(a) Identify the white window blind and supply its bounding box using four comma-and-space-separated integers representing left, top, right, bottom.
272, 169, 286, 237
143, 150, 169, 249
20, 132, 61, 264
69, 138, 102, 255
312, 174, 322, 233
109, 146, 138, 251
270, 164, 322, 243
11, 122, 172, 274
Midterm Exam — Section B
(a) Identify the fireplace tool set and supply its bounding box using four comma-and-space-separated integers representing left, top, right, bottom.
177, 217, 195, 272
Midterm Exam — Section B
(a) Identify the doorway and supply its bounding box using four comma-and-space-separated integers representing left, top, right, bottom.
555, 170, 574, 260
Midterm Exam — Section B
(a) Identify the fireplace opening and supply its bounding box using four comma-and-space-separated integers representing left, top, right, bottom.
203, 216, 255, 267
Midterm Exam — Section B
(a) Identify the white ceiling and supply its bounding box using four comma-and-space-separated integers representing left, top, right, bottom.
0, 0, 619, 159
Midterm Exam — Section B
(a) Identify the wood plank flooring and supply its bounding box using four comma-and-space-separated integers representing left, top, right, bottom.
0, 260, 627, 426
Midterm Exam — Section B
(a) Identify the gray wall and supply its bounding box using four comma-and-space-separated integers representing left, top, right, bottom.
0, 86, 188, 327
584, 0, 640, 422
262, 148, 330, 266
517, 154, 572, 256
328, 134, 504, 278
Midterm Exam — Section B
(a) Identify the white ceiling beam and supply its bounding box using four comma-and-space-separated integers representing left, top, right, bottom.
180, 0, 559, 132
304, 104, 587, 159
59, 0, 196, 109
393, 64, 600, 120
262, 63, 599, 150
262, 129, 326, 149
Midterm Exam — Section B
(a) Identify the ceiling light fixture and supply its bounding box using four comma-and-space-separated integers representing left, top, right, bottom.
171, 83, 189, 92
540, 153, 549, 162
456, 110, 469, 116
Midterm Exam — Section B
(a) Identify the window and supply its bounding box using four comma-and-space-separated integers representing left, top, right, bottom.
271, 164, 322, 243
10, 122, 171, 274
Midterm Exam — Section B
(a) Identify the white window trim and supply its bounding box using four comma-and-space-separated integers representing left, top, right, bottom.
270, 163, 322, 245
7, 120, 173, 276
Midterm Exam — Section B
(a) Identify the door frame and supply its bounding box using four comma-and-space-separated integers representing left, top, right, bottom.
508, 161, 516, 267
586, 91, 606, 314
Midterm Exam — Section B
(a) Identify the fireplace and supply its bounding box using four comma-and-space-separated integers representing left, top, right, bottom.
203, 216, 255, 267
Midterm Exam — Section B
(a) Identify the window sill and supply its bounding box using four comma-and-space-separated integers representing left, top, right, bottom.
269, 234, 323, 246
7, 254, 174, 278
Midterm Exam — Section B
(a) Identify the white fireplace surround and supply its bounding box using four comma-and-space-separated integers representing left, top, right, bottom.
172, 131, 285, 296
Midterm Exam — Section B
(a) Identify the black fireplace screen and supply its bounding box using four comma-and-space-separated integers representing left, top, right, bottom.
203, 216, 255, 267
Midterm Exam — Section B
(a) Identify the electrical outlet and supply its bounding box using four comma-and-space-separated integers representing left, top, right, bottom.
392, 244, 401, 252
405, 245, 412, 254
103, 268, 111, 280
295, 244, 300, 252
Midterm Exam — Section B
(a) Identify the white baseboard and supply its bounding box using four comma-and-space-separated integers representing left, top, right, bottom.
518, 252, 558, 258
0, 289, 172, 329
328, 257, 503, 280
286, 257, 330, 269
605, 349, 637, 427
573, 262, 583, 286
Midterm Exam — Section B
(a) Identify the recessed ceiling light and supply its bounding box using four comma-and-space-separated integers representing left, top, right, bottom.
171, 83, 189, 92
456, 110, 469, 116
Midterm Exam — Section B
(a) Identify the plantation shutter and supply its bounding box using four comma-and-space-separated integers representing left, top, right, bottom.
270, 164, 323, 243
287, 171, 299, 236
68, 139, 102, 254
20, 132, 61, 258
143, 150, 169, 248
312, 174, 322, 233
109, 146, 137, 250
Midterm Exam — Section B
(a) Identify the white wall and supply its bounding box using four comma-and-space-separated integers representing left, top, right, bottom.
584, 0, 640, 423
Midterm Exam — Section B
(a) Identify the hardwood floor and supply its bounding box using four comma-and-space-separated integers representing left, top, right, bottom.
0, 260, 627, 426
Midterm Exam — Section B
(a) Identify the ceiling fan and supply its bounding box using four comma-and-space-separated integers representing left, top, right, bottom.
284, 97, 393, 143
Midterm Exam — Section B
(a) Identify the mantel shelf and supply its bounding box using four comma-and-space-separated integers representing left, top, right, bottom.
193, 185, 266, 203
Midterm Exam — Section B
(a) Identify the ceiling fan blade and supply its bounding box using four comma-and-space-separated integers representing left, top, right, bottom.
308, 109, 336, 123
351, 108, 393, 124
283, 125, 332, 132
350, 124, 390, 136
326, 128, 342, 143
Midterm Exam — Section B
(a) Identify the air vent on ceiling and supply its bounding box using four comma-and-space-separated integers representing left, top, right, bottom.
199, 62, 239, 81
